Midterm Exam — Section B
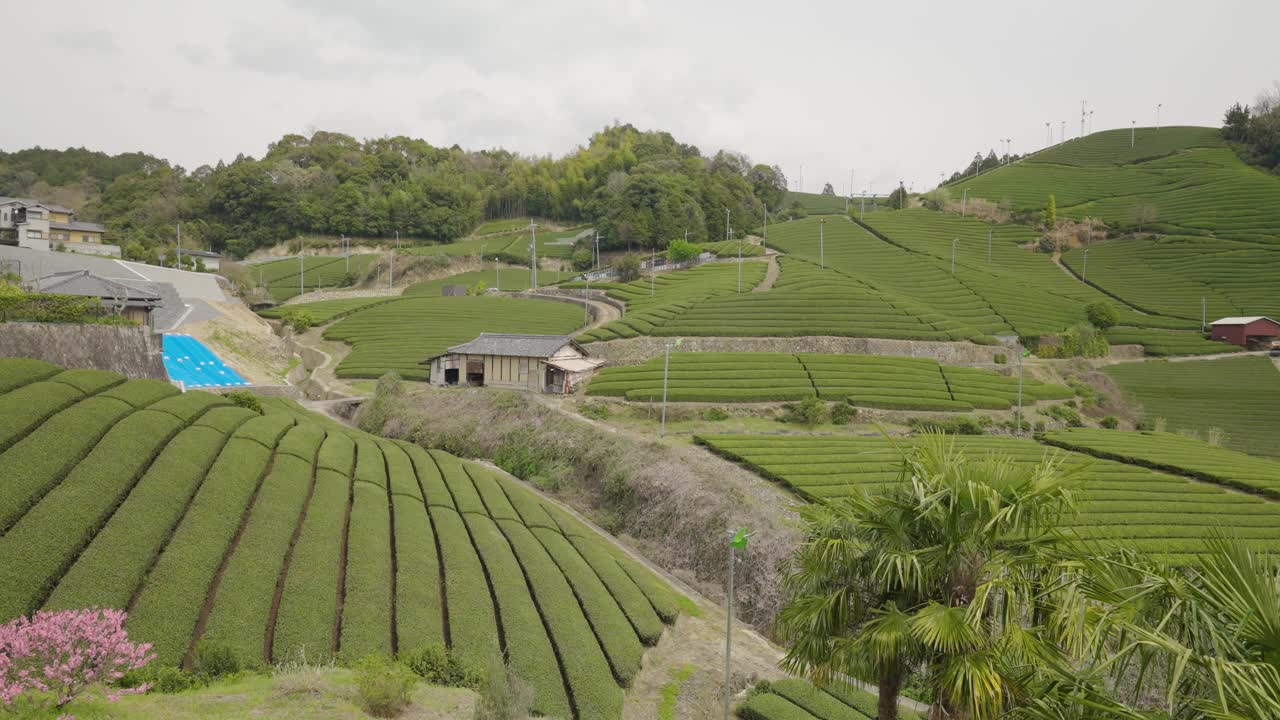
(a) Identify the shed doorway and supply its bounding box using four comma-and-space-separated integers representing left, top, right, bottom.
444, 368, 459, 385
466, 360, 485, 386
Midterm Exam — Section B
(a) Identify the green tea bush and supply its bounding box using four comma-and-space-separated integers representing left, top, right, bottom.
908, 415, 989, 435
354, 655, 417, 718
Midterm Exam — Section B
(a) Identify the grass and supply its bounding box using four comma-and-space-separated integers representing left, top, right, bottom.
696, 433, 1280, 562
0, 359, 685, 719
324, 295, 584, 379
951, 126, 1280, 244
55, 668, 476, 719
658, 664, 695, 720
1103, 356, 1280, 457
586, 352, 1071, 410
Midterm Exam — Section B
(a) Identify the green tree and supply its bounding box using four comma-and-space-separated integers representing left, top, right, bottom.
571, 247, 594, 271
777, 435, 1080, 720
1044, 194, 1057, 229
615, 253, 641, 282
1084, 301, 1118, 329
666, 237, 699, 263
888, 186, 908, 210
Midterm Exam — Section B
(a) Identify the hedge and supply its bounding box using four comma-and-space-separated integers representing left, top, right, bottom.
433, 450, 486, 515
272, 432, 355, 663
339, 437, 393, 659
611, 551, 682, 624
464, 464, 521, 522
0, 395, 134, 532
0, 406, 189, 619
202, 428, 322, 667
769, 678, 874, 720
462, 512, 570, 718
44, 420, 243, 613
495, 475, 560, 531
383, 440, 445, 652
46, 368, 125, 394
735, 692, 822, 720
496, 518, 623, 720
126, 424, 281, 665
99, 378, 180, 409
0, 357, 60, 394
408, 445, 454, 509
194, 406, 259, 433
532, 526, 644, 685
560, 530, 665, 645
427, 505, 499, 668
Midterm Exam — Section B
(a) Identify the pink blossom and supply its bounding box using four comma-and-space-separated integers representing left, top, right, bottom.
0, 608, 153, 713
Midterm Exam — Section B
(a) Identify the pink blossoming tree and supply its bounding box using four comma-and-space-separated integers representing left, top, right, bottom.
0, 608, 153, 714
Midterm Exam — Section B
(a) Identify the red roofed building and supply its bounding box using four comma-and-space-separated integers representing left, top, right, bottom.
1209, 316, 1280, 348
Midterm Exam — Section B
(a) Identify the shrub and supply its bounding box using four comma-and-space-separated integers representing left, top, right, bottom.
1086, 301, 1119, 329
993, 353, 1007, 364
193, 640, 240, 678
1135, 417, 1155, 431
581, 402, 611, 420
119, 664, 203, 694
1046, 403, 1084, 427
1034, 420, 1047, 432
403, 643, 483, 689
908, 415, 988, 435
279, 308, 316, 333
354, 655, 417, 718
615, 253, 642, 282
829, 403, 856, 425
472, 655, 534, 720
702, 406, 729, 421
1100, 415, 1120, 429
0, 608, 153, 711
783, 397, 826, 426
224, 391, 263, 415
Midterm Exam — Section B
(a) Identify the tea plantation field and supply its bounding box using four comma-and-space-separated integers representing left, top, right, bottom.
0, 358, 683, 720
1103, 356, 1280, 457
737, 678, 921, 720
1040, 428, 1280, 499
950, 126, 1280, 244
695, 433, 1280, 561
325, 295, 583, 379
258, 296, 400, 323
254, 254, 378, 302
587, 352, 1072, 409
1061, 235, 1280, 320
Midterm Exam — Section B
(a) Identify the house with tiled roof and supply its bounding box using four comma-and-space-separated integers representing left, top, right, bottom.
0, 196, 114, 256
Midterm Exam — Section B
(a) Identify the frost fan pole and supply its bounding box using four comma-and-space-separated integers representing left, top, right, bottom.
659, 338, 682, 437
529, 222, 538, 290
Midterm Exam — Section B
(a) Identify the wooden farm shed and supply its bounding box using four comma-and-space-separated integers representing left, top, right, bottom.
1209, 316, 1280, 348
423, 333, 604, 394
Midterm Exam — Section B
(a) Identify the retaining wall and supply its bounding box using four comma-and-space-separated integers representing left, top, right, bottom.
582, 336, 1007, 366
0, 323, 168, 379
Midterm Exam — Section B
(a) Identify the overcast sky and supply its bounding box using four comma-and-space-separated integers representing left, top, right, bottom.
10, 0, 1279, 195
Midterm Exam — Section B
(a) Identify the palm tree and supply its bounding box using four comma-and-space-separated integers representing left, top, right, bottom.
1021, 535, 1280, 720
777, 433, 1082, 720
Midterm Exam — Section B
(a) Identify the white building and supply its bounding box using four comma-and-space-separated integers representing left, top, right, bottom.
0, 196, 115, 256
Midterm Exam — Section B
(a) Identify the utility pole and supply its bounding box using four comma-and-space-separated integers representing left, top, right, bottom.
725, 208, 730, 245
343, 234, 349, 272
584, 273, 590, 326
659, 338, 682, 437
962, 188, 969, 216
1131, 120, 1136, 148
176, 223, 182, 268
1083, 248, 1089, 280
299, 240, 304, 297
1201, 297, 1206, 332
1016, 346, 1025, 435
496, 258, 501, 291
1156, 103, 1163, 131
898, 181, 905, 210
529, 222, 538, 290
392, 231, 399, 289
734, 228, 741, 292
594, 230, 600, 270
762, 207, 767, 250
1045, 121, 1051, 147
1089, 110, 1094, 135
819, 218, 825, 270
951, 237, 957, 274
1080, 100, 1087, 139
860, 191, 865, 220
1061, 120, 1066, 144
987, 228, 993, 263
651, 247, 656, 297
723, 528, 748, 720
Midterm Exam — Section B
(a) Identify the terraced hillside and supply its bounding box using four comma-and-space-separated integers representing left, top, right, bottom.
1061, 235, 1280, 320
325, 295, 584, 380
254, 254, 379, 302
587, 352, 1071, 409
696, 433, 1280, 562
0, 358, 683, 720
951, 126, 1280, 244
1103, 355, 1280, 457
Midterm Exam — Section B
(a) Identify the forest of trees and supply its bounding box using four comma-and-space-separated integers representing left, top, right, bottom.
1224, 83, 1280, 173
0, 125, 787, 259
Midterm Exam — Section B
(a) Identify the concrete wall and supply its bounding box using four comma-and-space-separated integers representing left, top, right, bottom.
0, 323, 167, 379
583, 335, 1009, 366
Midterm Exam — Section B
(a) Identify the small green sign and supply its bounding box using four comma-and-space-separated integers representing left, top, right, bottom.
730, 528, 749, 549
675, 338, 683, 347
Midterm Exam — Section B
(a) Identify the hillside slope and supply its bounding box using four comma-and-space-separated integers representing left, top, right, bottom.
0, 359, 685, 720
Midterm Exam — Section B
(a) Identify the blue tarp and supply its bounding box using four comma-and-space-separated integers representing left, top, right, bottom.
162, 334, 249, 389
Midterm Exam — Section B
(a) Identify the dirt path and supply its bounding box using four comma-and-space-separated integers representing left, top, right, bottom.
752, 254, 780, 293
581, 296, 622, 331
1104, 349, 1270, 365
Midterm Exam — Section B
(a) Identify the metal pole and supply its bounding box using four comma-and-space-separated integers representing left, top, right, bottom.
585, 274, 590, 325
660, 341, 671, 436
951, 237, 957, 274
987, 228, 992, 263
530, 222, 538, 290
725, 208, 730, 245
344, 234, 349, 272
1201, 297, 1206, 332
860, 192, 865, 220
651, 248, 655, 297
1131, 121, 1136, 148
1016, 348, 1024, 435
1083, 248, 1089, 280
723, 541, 735, 720
496, 259, 500, 291
735, 229, 741, 292
1156, 103, 1162, 132
962, 188, 968, 216
389, 245, 394, 289
594, 230, 599, 270
299, 240, 304, 297
819, 219, 825, 270
762, 207, 767, 249
176, 223, 182, 268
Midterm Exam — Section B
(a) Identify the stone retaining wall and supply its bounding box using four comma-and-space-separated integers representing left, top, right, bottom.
0, 323, 168, 379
